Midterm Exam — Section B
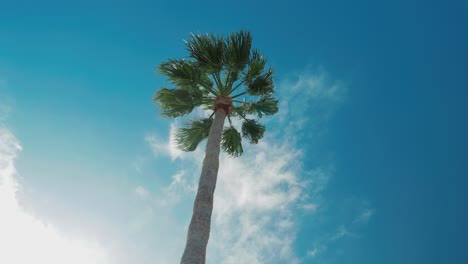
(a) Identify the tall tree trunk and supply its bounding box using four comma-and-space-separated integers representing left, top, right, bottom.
180, 109, 226, 264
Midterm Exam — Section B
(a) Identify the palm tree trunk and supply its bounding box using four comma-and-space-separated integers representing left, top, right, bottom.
180, 109, 226, 264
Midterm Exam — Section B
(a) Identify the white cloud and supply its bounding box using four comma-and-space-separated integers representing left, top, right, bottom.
0, 126, 109, 264
307, 248, 318, 257
145, 134, 169, 157
277, 68, 345, 140
355, 208, 375, 224
302, 201, 374, 260
134, 170, 197, 208
301, 203, 318, 212
146, 123, 186, 161
353, 202, 375, 224
330, 225, 353, 241
303, 224, 354, 259
168, 123, 187, 160
207, 140, 310, 264
287, 67, 345, 103
135, 186, 151, 200
155, 170, 198, 206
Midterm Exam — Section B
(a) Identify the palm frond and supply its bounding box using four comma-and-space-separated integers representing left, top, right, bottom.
153, 88, 203, 118
158, 59, 213, 92
175, 117, 213, 151
245, 96, 279, 117
185, 33, 225, 74
225, 31, 252, 72
224, 70, 240, 90
246, 68, 274, 96
241, 119, 265, 144
230, 104, 247, 118
221, 127, 243, 157
245, 50, 267, 82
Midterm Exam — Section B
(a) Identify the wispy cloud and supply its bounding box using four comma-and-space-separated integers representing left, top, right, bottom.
307, 248, 318, 257
354, 207, 375, 224
0, 125, 109, 264
145, 133, 170, 157
135, 186, 151, 200
277, 67, 345, 136
208, 141, 307, 264
146, 123, 186, 161
330, 225, 354, 241
303, 200, 375, 261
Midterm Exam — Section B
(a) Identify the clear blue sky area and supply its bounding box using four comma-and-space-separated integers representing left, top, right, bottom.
1, 0, 467, 263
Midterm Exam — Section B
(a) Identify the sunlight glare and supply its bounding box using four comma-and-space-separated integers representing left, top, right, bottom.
0, 128, 109, 264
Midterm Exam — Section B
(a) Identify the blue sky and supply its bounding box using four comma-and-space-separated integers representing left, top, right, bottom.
1, 0, 467, 263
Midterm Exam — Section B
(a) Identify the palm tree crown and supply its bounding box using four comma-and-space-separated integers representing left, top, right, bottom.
154, 31, 278, 156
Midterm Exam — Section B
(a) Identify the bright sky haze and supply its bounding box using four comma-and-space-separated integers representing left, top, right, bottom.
1, 0, 467, 263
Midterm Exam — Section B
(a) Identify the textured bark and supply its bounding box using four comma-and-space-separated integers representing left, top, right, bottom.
180, 109, 226, 264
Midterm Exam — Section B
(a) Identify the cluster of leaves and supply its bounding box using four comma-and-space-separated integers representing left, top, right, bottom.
154, 31, 279, 157
175, 118, 213, 151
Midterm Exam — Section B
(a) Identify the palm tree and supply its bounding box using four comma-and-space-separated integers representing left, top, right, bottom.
153, 31, 278, 264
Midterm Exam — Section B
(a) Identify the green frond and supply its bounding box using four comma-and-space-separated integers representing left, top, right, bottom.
246, 68, 274, 96
241, 119, 265, 144
225, 31, 252, 72
231, 104, 247, 118
158, 59, 213, 91
245, 50, 267, 82
245, 96, 279, 117
175, 117, 213, 151
153, 88, 203, 118
221, 127, 243, 157
185, 33, 225, 74
224, 70, 240, 90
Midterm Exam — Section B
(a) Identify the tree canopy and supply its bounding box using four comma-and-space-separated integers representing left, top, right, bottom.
154, 31, 278, 157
